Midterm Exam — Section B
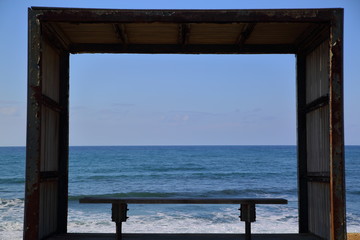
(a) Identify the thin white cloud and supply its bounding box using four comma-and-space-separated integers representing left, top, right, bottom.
0, 106, 18, 116
160, 113, 190, 125
0, 101, 24, 117
112, 103, 135, 108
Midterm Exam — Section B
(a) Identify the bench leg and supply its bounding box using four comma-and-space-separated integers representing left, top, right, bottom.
112, 203, 128, 240
240, 204, 256, 240
245, 221, 251, 240
116, 222, 122, 240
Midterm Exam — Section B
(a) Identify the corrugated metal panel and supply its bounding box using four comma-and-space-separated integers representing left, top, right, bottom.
55, 21, 315, 46
57, 23, 119, 44
308, 182, 330, 240
42, 40, 60, 102
39, 182, 58, 239
39, 38, 61, 239
125, 23, 178, 44
41, 106, 59, 172
41, 41, 60, 172
189, 23, 243, 44
306, 105, 330, 173
246, 23, 310, 44
305, 41, 329, 104
305, 40, 331, 239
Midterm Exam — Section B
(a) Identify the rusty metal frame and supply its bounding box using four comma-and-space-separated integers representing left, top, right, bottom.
25, 7, 345, 240
25, 8, 42, 240
329, 9, 345, 240
25, 8, 71, 239
31, 7, 339, 23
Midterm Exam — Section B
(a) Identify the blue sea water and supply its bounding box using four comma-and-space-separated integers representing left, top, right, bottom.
0, 146, 359, 239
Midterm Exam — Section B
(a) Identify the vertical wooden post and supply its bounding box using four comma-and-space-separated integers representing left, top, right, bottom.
329, 9, 346, 240
24, 8, 42, 240
245, 222, 251, 240
296, 52, 309, 234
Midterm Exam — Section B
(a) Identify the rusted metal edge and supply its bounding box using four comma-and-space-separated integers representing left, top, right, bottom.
31, 7, 341, 23
69, 43, 296, 54
24, 8, 42, 240
328, 8, 346, 240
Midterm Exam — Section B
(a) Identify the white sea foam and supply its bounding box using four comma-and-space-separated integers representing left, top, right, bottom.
1, 200, 357, 240
0, 198, 24, 240
346, 212, 360, 233
0, 197, 355, 239
68, 205, 299, 234
68, 207, 114, 233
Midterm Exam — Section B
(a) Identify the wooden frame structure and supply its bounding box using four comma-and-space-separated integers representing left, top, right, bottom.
25, 7, 345, 240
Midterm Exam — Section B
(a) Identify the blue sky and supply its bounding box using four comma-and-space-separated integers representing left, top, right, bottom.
0, 0, 359, 146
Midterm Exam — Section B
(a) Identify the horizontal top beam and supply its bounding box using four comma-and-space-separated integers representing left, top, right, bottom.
31, 7, 341, 23
31, 8, 341, 54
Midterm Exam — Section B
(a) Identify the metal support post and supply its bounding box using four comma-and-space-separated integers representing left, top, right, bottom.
111, 203, 128, 240
240, 203, 256, 240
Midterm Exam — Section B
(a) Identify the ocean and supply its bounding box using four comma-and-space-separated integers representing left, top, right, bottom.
0, 146, 359, 239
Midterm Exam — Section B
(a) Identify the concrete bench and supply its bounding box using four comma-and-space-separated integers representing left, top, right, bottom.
79, 197, 287, 240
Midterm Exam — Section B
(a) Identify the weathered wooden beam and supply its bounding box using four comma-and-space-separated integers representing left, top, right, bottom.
113, 24, 128, 44
33, 8, 338, 23
236, 23, 256, 46
70, 43, 296, 54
